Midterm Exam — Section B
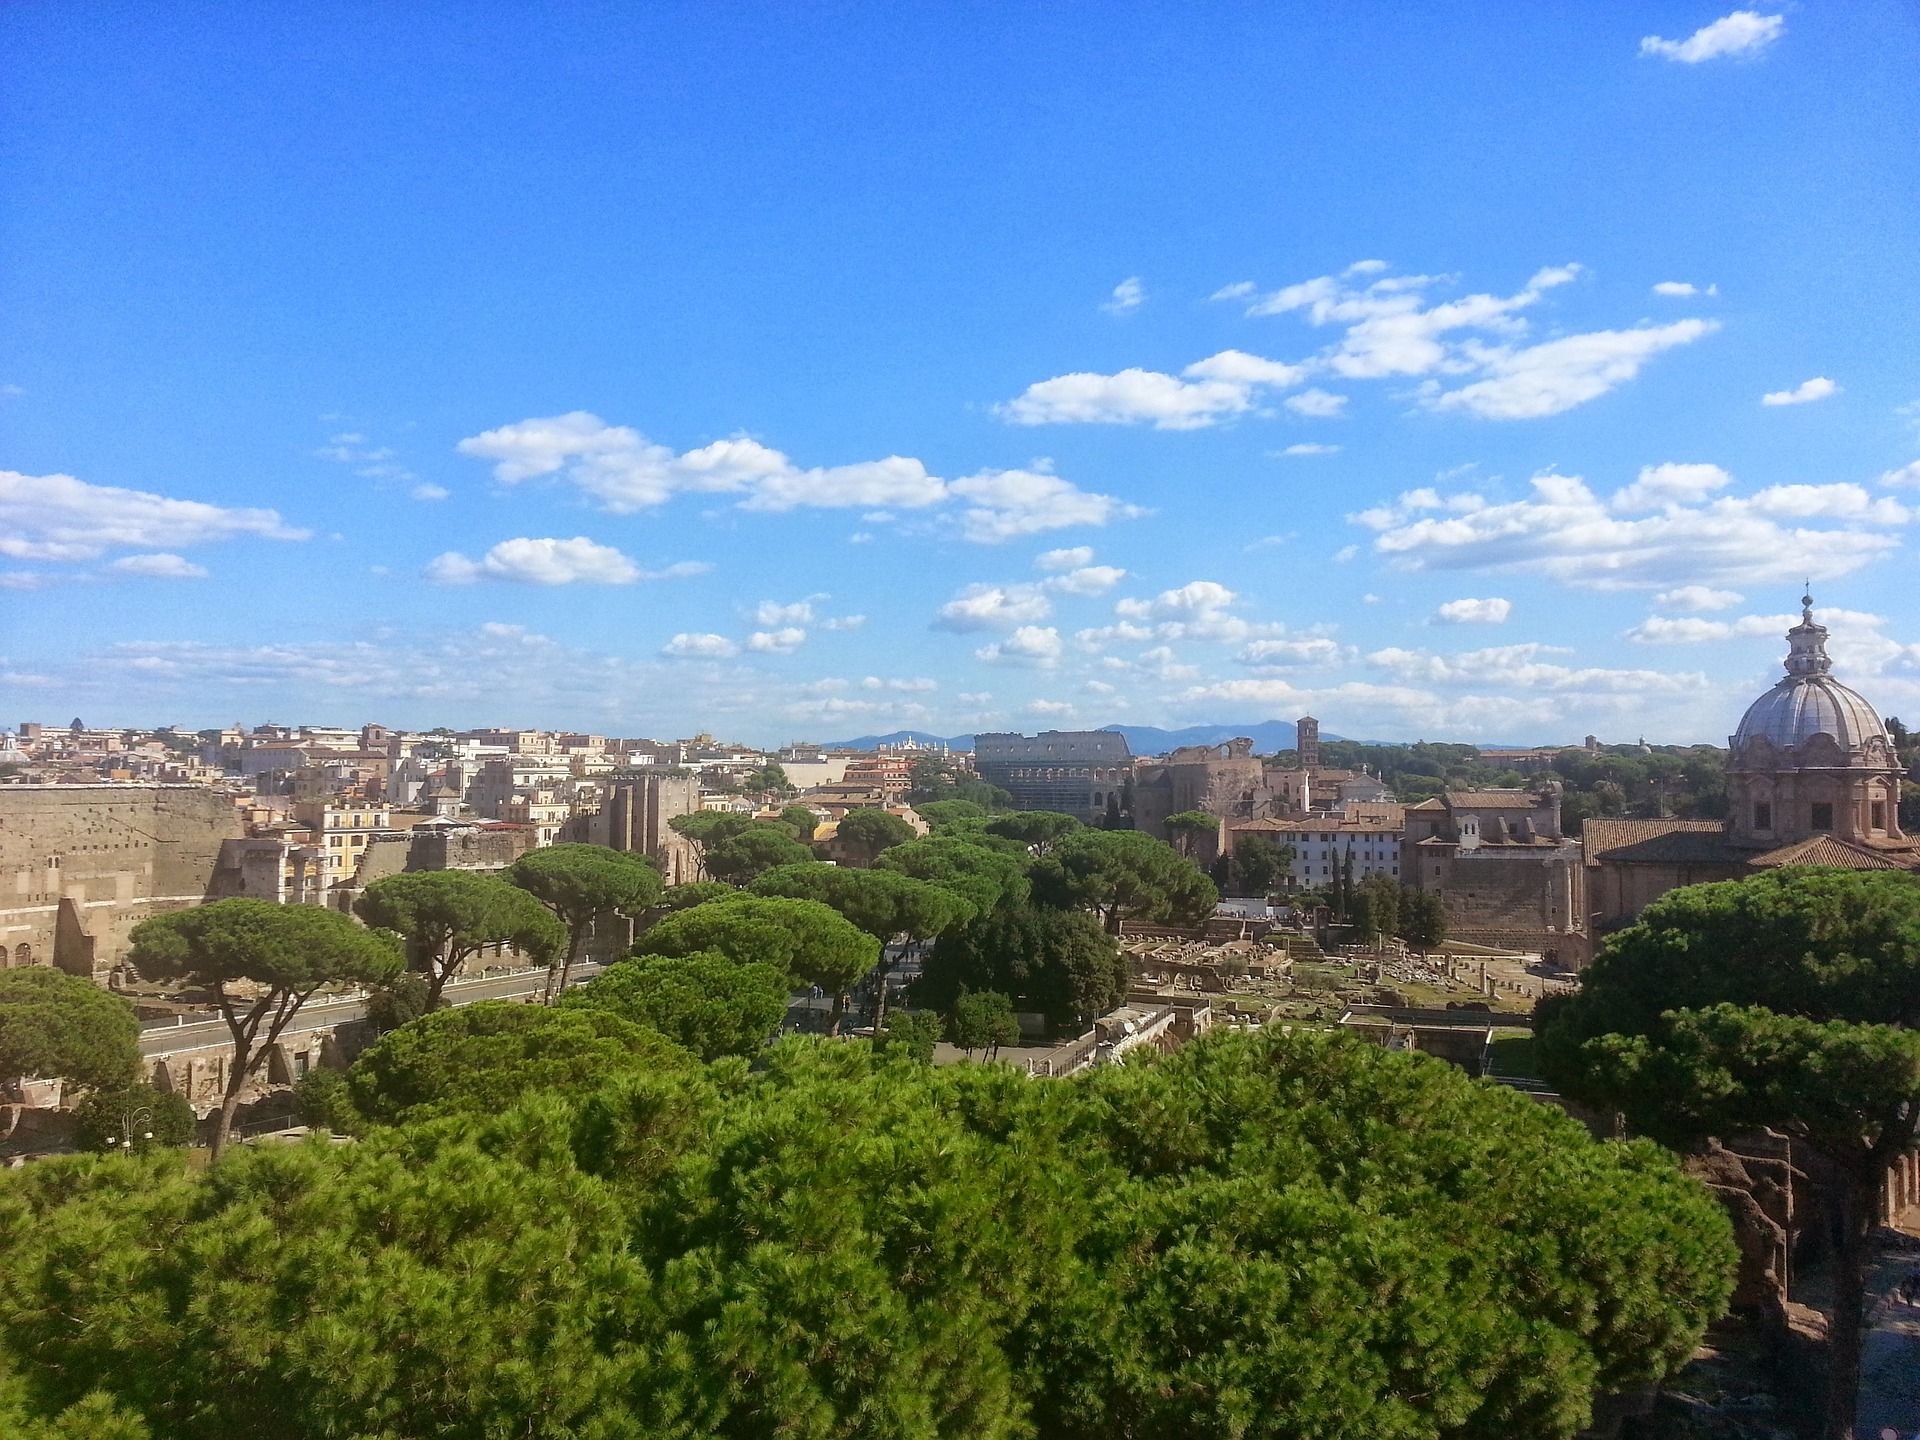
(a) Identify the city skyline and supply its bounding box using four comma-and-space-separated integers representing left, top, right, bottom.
4, 5, 1918, 745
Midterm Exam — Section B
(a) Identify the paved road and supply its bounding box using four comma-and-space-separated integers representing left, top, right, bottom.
1859, 1237, 1920, 1440
138, 963, 606, 1057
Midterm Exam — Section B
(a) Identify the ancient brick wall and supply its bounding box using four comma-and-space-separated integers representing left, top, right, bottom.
0, 786, 242, 979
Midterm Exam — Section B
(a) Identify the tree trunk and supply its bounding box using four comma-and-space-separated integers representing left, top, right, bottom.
208, 1045, 253, 1162
1823, 1170, 1876, 1440
829, 990, 846, 1037
542, 927, 580, 1005
871, 953, 894, 1032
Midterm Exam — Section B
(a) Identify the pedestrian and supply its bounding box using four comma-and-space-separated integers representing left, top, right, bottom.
1899, 1267, 1920, 1306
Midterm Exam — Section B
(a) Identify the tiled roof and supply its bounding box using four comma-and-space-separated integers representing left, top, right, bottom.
1407, 798, 1448, 812
1445, 791, 1542, 809
1582, 819, 1743, 867
1747, 835, 1917, 871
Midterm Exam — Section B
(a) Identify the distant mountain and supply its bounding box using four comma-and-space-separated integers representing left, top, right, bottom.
813, 720, 1336, 757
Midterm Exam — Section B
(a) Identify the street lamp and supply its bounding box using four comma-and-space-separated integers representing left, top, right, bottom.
117, 1104, 154, 1152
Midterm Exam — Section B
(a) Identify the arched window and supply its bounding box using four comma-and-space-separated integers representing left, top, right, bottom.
11, 943, 30, 968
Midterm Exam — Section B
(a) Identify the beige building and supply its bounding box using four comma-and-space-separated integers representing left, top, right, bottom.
1585, 601, 1918, 933
291, 797, 394, 888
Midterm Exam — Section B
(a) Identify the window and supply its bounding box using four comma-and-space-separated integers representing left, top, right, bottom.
1871, 801, 1886, 832
1810, 802, 1834, 832
1753, 801, 1771, 831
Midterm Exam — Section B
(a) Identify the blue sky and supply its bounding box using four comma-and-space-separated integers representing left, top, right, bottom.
3, 4, 1917, 745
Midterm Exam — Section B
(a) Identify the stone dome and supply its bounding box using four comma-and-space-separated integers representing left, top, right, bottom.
1731, 596, 1890, 755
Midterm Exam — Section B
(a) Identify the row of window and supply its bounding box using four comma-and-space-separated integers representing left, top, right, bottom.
1752, 799, 1888, 833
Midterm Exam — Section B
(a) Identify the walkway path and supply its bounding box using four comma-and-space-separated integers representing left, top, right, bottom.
1858, 1229, 1920, 1439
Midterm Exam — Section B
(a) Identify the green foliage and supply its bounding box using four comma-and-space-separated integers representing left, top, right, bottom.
986, 809, 1084, 853
354, 870, 564, 1004
1162, 809, 1216, 857
70, 1085, 196, 1153
918, 903, 1127, 1032
346, 1000, 691, 1127
1396, 887, 1448, 950
650, 880, 735, 917
778, 803, 820, 840
947, 989, 1019, 1057
292, 1067, 359, 1134
876, 832, 1034, 913
0, 967, 140, 1094
1229, 834, 1292, 897
833, 807, 918, 865
634, 892, 878, 996
1537, 869, 1920, 1439
873, 1009, 941, 1062
128, 898, 402, 997
364, 973, 429, 1034
1030, 828, 1219, 932
744, 761, 792, 795
0, 1031, 1733, 1440
913, 798, 989, 830
750, 862, 974, 941
560, 951, 789, 1060
1350, 873, 1401, 941
667, 810, 757, 849
702, 825, 813, 884
506, 844, 664, 935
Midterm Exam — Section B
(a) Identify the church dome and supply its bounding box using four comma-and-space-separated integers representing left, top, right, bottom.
1731, 596, 1890, 754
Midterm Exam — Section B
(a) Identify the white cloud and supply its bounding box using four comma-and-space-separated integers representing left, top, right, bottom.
1043, 564, 1128, 596
1029, 698, 1076, 716
1102, 276, 1145, 315
1182, 349, 1308, 388
457, 412, 947, 513
1625, 608, 1902, 677
1358, 469, 1908, 589
1422, 319, 1718, 419
995, 367, 1257, 430
108, 553, 208, 580
819, 614, 868, 631
1036, 546, 1095, 572
1434, 597, 1512, 625
1238, 637, 1351, 667
753, 598, 817, 626
1761, 376, 1838, 407
1110, 580, 1261, 643
660, 632, 740, 659
934, 583, 1053, 632
1210, 281, 1257, 301
1656, 584, 1743, 612
1283, 388, 1348, 418
410, 483, 451, 502
1277, 443, 1341, 456
0, 470, 307, 561
860, 675, 939, 692
975, 626, 1063, 668
747, 627, 807, 654
948, 468, 1145, 542
1882, 461, 1920, 490
1366, 642, 1705, 695
1641, 11, 1784, 63
1652, 280, 1717, 298
1611, 462, 1733, 512
425, 536, 643, 586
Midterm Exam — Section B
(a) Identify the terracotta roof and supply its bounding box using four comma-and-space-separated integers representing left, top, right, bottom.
1747, 835, 1917, 871
1444, 791, 1542, 809
1582, 819, 1743, 867
1407, 798, 1448, 812
1229, 817, 1401, 835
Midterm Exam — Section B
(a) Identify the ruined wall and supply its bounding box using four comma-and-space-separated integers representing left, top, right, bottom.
0, 785, 242, 979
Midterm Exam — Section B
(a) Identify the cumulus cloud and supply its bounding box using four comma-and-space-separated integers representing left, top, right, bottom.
947, 468, 1146, 542
1761, 376, 1838, 407
1277, 443, 1341, 456
1611, 463, 1733, 511
108, 553, 209, 580
1656, 585, 1744, 613
1106, 580, 1266, 644
1625, 608, 1905, 680
1422, 320, 1718, 419
975, 626, 1063, 667
1036, 546, 1095, 572
1355, 469, 1907, 589
1882, 461, 1920, 490
424, 536, 654, 586
1652, 280, 1717, 298
410, 483, 451, 502
1283, 388, 1349, 418
1365, 642, 1705, 695
746, 627, 807, 654
1641, 11, 1784, 63
819, 614, 868, 631
995, 351, 1302, 431
1029, 698, 1076, 716
1101, 276, 1145, 315
662, 632, 739, 659
1238, 637, 1351, 667
0, 470, 307, 563
1434, 597, 1512, 625
753, 598, 817, 626
934, 583, 1053, 632
1043, 564, 1128, 596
